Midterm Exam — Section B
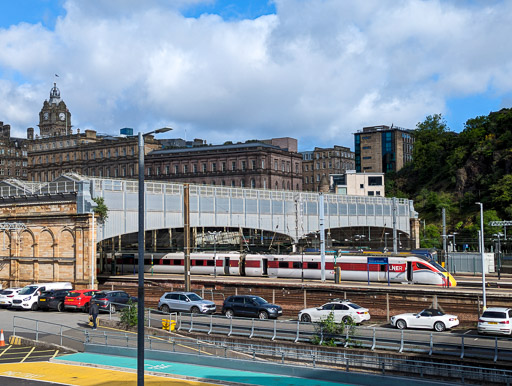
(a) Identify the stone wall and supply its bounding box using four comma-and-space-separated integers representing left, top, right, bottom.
0, 200, 95, 290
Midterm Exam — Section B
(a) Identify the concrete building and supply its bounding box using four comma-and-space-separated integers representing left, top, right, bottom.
330, 170, 385, 196
354, 125, 414, 173
301, 145, 355, 191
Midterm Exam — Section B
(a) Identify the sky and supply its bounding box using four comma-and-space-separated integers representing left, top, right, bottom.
0, 0, 511, 151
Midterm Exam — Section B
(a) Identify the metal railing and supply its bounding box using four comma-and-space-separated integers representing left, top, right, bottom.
12, 313, 512, 385
143, 310, 512, 362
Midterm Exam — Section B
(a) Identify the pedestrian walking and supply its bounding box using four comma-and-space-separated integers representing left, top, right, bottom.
89, 301, 99, 330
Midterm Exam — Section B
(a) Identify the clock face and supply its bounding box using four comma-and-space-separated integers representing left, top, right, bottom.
43, 112, 49, 120
59, 112, 66, 121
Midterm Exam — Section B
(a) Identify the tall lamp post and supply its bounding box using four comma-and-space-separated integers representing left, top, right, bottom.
476, 202, 486, 311
138, 126, 172, 386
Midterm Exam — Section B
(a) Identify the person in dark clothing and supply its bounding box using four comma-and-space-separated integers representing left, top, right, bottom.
89, 301, 99, 330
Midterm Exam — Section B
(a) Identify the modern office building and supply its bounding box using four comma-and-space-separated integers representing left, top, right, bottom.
330, 170, 385, 196
354, 125, 414, 173
301, 146, 355, 191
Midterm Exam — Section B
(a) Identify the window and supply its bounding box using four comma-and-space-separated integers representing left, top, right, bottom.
183, 165, 189, 173
368, 191, 374, 196
174, 165, 179, 174
211, 163, 217, 172
261, 159, 265, 168
202, 163, 207, 172
241, 161, 246, 171
165, 165, 170, 174
232, 161, 236, 171
251, 160, 256, 169
222, 162, 226, 172
360, 184, 364, 189
368, 176, 383, 186
274, 160, 278, 170
251, 179, 255, 188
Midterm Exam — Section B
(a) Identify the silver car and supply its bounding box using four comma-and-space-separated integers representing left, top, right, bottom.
158, 291, 216, 314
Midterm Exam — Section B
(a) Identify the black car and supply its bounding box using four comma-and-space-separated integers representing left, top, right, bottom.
91, 290, 137, 313
37, 289, 71, 312
222, 295, 282, 319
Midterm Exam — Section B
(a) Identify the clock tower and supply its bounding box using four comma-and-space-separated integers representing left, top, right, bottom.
38, 83, 72, 137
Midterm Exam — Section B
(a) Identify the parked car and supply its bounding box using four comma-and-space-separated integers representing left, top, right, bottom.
91, 290, 137, 312
64, 289, 100, 312
222, 295, 282, 320
0, 288, 22, 308
158, 291, 216, 314
391, 308, 459, 332
478, 307, 512, 336
298, 299, 370, 324
11, 282, 73, 311
37, 289, 71, 312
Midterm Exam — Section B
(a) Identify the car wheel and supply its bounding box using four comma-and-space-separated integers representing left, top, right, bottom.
161, 304, 170, 314
301, 314, 312, 323
57, 302, 64, 312
342, 316, 353, 324
225, 309, 234, 318
31, 303, 38, 311
434, 321, 446, 332
258, 311, 269, 320
191, 306, 200, 314
396, 319, 407, 330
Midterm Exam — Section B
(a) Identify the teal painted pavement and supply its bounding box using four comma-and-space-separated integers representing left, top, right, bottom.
59, 352, 354, 386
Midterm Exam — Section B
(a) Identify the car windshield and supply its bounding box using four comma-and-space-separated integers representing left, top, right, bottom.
92, 292, 107, 298
250, 296, 267, 305
187, 293, 202, 301
348, 303, 362, 309
482, 311, 506, 319
19, 286, 38, 295
421, 309, 444, 316
67, 292, 81, 297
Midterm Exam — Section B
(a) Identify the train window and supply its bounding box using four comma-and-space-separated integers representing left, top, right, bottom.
195, 260, 204, 266
416, 263, 429, 270
307, 262, 319, 269
292, 262, 301, 269
206, 260, 214, 266
279, 262, 289, 268
173, 259, 182, 265
144, 259, 151, 265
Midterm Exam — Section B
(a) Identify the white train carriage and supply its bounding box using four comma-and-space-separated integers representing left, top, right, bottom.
266, 254, 456, 286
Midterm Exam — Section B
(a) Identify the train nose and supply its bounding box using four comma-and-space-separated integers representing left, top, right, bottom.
445, 273, 457, 287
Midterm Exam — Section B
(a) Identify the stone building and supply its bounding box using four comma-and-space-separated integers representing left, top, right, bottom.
0, 122, 28, 180
27, 83, 160, 182
354, 125, 414, 173
145, 138, 303, 190
301, 145, 355, 192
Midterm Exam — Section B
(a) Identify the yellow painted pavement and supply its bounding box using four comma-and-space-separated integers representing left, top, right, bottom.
0, 362, 218, 385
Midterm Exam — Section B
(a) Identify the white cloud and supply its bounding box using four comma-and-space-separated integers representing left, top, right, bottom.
0, 0, 511, 149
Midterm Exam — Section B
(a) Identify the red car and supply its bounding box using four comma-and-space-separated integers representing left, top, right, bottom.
64, 289, 99, 312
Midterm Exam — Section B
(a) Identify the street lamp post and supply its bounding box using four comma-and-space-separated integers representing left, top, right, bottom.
137, 127, 172, 386
476, 202, 486, 311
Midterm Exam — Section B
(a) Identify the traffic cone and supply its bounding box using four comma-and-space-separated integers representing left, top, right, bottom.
0, 330, 5, 347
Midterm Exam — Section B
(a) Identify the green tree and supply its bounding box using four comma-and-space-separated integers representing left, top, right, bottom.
93, 197, 109, 224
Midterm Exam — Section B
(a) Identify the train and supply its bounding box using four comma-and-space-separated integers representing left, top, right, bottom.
108, 251, 457, 287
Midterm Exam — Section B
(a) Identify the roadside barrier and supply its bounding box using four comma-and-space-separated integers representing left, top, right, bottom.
0, 329, 4, 347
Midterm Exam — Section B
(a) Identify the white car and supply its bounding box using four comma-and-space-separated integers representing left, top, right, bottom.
0, 288, 22, 308
298, 300, 370, 324
478, 307, 512, 335
391, 308, 459, 332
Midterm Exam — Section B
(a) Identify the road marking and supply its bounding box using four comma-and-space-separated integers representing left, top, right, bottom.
52, 350, 60, 359
464, 330, 472, 335
20, 347, 35, 363
0, 346, 12, 357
